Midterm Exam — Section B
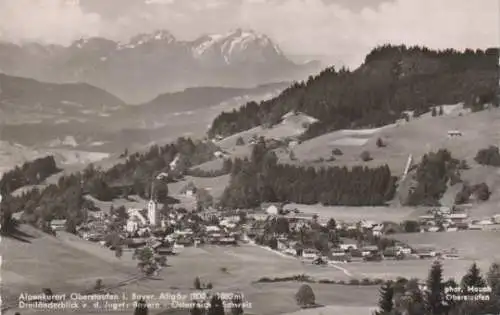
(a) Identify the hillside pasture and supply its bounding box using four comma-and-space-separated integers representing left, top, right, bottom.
0, 225, 137, 305
288, 106, 500, 177
282, 203, 427, 223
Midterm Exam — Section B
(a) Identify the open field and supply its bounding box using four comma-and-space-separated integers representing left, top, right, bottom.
291, 105, 500, 177
102, 244, 378, 315
283, 203, 427, 223
5, 228, 498, 315
3, 239, 379, 315
0, 225, 138, 307
282, 305, 377, 315
169, 174, 230, 200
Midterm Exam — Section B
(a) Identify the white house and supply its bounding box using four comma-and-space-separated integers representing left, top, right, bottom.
206, 225, 221, 233
266, 205, 279, 215
447, 130, 462, 137
493, 214, 500, 224
339, 243, 357, 251
50, 219, 67, 231
302, 249, 319, 260
372, 225, 384, 237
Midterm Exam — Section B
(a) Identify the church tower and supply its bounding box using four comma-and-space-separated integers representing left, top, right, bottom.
147, 181, 159, 227
147, 199, 158, 227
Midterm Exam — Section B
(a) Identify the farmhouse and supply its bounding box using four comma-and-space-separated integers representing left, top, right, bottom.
180, 182, 197, 197
447, 212, 468, 223
261, 203, 283, 215
360, 245, 379, 257
50, 219, 67, 231
447, 130, 462, 137
301, 248, 320, 260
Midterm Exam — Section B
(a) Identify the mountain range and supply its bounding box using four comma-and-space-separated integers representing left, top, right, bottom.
0, 73, 288, 152
0, 29, 321, 103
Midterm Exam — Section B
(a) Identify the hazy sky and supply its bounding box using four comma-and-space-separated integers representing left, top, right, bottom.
0, 0, 498, 67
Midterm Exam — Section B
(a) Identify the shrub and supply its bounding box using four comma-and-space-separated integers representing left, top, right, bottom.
473, 183, 491, 201
194, 277, 201, 290
332, 148, 343, 156
360, 151, 373, 162
474, 146, 500, 166
376, 138, 386, 148
206, 282, 213, 289
236, 137, 245, 146
361, 278, 373, 285
349, 279, 360, 285
373, 278, 384, 285
295, 284, 315, 307
431, 107, 437, 117
94, 279, 104, 291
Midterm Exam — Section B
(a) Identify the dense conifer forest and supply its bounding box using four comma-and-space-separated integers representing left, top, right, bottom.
220, 138, 397, 208
208, 45, 499, 140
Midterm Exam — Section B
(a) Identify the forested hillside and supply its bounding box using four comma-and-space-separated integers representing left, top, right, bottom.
220, 138, 397, 208
0, 137, 219, 233
208, 45, 499, 140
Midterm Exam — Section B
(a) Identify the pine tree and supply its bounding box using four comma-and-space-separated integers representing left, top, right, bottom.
460, 263, 488, 315
376, 281, 394, 314
191, 302, 204, 315
486, 263, 500, 313
426, 260, 445, 315
208, 295, 225, 315
230, 294, 244, 315
134, 299, 148, 315
461, 262, 486, 292
194, 276, 202, 290
438, 106, 444, 116
431, 107, 437, 117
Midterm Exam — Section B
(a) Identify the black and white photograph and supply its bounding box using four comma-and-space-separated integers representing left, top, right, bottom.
0, 0, 499, 314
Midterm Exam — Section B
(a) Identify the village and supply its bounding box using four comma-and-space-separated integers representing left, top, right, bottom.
46, 178, 500, 272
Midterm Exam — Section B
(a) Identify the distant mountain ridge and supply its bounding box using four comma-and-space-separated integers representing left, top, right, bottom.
0, 73, 288, 152
0, 29, 321, 103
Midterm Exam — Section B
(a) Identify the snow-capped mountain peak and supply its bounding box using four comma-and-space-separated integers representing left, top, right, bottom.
118, 30, 176, 49
192, 28, 284, 64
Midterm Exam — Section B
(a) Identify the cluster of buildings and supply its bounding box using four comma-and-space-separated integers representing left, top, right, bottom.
418, 206, 500, 232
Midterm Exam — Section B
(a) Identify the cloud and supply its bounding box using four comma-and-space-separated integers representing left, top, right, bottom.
0, 0, 103, 44
0, 0, 497, 67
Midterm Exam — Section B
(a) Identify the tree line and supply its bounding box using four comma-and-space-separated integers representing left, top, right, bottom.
208, 45, 498, 141
0, 155, 59, 195
219, 139, 397, 209
405, 149, 462, 206
374, 260, 500, 315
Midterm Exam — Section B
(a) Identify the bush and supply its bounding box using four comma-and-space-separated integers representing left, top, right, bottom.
473, 183, 491, 201
360, 151, 373, 162
361, 278, 373, 285
376, 138, 386, 148
332, 148, 343, 156
194, 277, 201, 290
401, 220, 420, 233
474, 146, 500, 166
295, 284, 315, 307
349, 279, 360, 285
206, 282, 213, 289
373, 278, 384, 285
236, 137, 245, 146
94, 279, 104, 291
